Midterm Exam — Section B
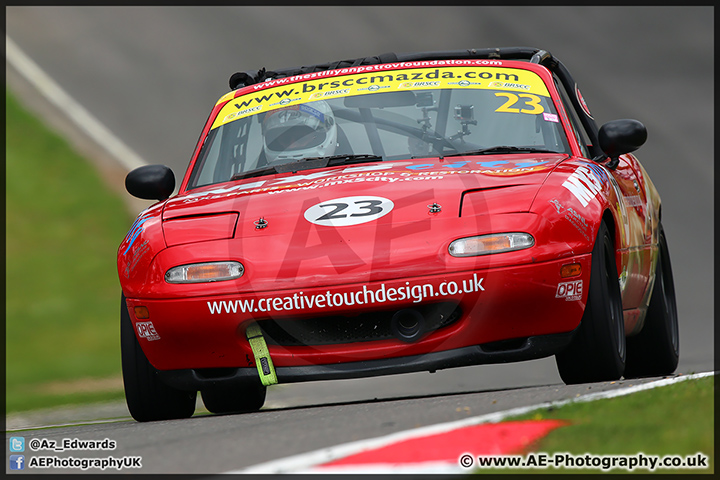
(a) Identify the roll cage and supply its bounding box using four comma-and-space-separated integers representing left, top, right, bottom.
228, 47, 605, 161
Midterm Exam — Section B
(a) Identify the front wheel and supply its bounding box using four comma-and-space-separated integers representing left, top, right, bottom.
556, 221, 626, 384
624, 224, 679, 378
121, 294, 197, 422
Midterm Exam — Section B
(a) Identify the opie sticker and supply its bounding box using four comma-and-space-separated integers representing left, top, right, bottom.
556, 280, 583, 301
304, 196, 394, 226
136, 321, 160, 341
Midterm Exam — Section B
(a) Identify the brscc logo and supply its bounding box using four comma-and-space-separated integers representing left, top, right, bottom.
9, 455, 25, 470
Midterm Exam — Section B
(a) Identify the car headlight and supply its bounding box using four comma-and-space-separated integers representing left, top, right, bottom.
448, 233, 534, 257
165, 261, 244, 283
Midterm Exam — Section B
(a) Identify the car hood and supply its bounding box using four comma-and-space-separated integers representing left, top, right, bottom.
159, 155, 567, 289
163, 154, 565, 223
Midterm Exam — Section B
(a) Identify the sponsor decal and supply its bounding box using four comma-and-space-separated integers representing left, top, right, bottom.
212, 66, 551, 129
123, 240, 150, 278
122, 211, 153, 255
399, 81, 441, 88
543, 112, 559, 123
585, 162, 610, 184
489, 81, 531, 90
616, 201, 630, 245
480, 166, 548, 176
449, 80, 482, 87
549, 198, 564, 214
467, 159, 551, 177
268, 173, 444, 195
562, 165, 606, 207
564, 206, 591, 241
618, 267, 628, 292
269, 96, 302, 106
207, 273, 486, 315
181, 158, 561, 203
244, 59, 506, 95
548, 198, 590, 240
556, 280, 583, 301
181, 164, 410, 202
357, 84, 390, 92
308, 89, 351, 100
304, 196, 394, 226
493, 92, 545, 115
575, 84, 593, 119
476, 159, 549, 169
624, 195, 643, 207
604, 173, 631, 245
404, 160, 540, 171
298, 104, 325, 119
223, 105, 262, 123
135, 321, 160, 341
265, 103, 325, 123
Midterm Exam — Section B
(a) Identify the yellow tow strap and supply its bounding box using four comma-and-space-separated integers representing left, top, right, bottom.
245, 323, 278, 386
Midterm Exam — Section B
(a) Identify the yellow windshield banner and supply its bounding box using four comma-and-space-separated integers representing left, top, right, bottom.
212, 66, 550, 130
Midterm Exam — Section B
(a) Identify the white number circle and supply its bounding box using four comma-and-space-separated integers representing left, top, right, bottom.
304, 196, 394, 226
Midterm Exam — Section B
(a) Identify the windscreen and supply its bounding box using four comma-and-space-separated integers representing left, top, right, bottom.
188, 65, 571, 189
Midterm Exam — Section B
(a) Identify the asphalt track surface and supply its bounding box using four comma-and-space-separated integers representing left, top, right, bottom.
6, 6, 714, 474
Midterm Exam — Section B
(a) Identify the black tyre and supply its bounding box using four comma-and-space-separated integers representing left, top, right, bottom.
556, 221, 626, 384
121, 294, 197, 422
201, 380, 266, 415
624, 224, 679, 378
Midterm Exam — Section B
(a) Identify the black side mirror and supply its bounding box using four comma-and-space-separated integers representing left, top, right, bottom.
598, 119, 647, 159
125, 165, 175, 201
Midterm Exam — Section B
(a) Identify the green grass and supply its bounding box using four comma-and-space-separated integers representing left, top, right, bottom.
477, 376, 714, 474
6, 89, 134, 412
7, 389, 127, 415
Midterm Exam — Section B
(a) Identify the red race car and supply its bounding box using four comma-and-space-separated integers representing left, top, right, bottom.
118, 47, 678, 422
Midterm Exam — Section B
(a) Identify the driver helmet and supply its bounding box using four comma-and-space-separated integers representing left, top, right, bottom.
261, 101, 337, 163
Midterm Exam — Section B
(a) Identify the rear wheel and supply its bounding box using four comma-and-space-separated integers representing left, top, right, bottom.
201, 381, 266, 415
556, 221, 626, 384
624, 224, 679, 377
121, 294, 197, 422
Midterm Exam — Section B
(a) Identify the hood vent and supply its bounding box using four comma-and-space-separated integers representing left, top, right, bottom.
459, 185, 540, 216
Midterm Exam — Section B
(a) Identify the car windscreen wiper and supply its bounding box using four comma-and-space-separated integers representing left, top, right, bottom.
443, 146, 561, 157
230, 166, 279, 181
303, 154, 384, 166
230, 154, 383, 181
271, 154, 383, 172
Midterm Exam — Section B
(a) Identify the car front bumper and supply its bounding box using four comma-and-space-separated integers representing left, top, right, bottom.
124, 253, 591, 375
157, 329, 577, 391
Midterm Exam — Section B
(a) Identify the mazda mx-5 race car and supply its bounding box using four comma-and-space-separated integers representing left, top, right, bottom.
118, 47, 678, 422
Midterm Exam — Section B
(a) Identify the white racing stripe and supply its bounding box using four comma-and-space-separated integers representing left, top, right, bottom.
5, 35, 147, 171
234, 371, 714, 474
5, 417, 132, 433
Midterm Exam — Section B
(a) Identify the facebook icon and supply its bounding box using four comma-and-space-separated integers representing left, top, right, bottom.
9, 455, 25, 470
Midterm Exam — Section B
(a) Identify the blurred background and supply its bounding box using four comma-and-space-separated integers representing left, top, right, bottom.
5, 6, 713, 416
